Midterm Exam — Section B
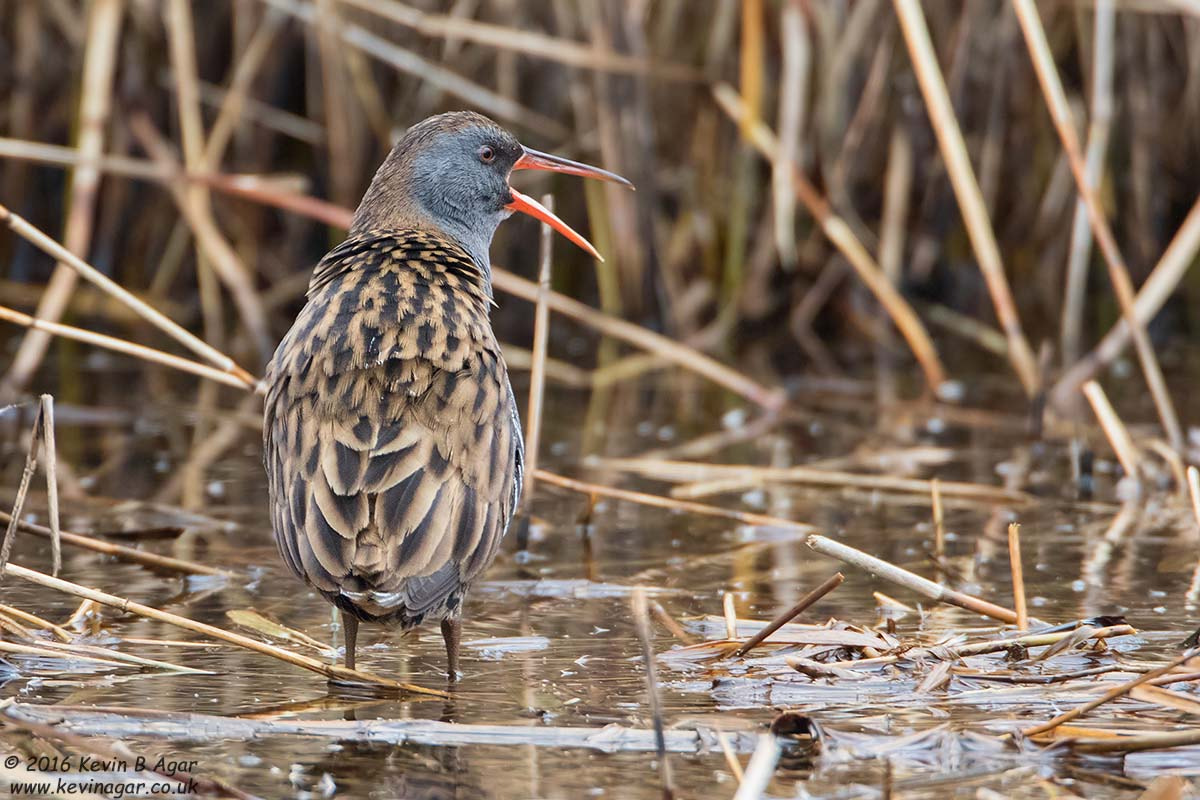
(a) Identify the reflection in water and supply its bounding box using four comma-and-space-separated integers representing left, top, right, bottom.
1, 376, 1198, 797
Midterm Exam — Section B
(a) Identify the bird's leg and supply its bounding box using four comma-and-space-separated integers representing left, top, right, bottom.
342, 611, 359, 671
440, 617, 461, 681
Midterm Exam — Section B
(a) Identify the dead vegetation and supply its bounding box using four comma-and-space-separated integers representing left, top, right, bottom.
1, 1, 1199, 798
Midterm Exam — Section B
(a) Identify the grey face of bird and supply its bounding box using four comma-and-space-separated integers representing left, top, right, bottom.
350, 111, 634, 275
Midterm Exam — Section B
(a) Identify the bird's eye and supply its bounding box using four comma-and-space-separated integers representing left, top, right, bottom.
478, 145, 496, 164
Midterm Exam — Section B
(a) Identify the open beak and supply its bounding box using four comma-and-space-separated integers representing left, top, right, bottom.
505, 147, 634, 261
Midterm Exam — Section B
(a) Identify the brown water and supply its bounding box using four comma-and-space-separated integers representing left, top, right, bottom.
1, 366, 1198, 799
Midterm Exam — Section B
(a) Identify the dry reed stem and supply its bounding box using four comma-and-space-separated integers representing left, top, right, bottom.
0, 206, 258, 386
1053, 190, 1200, 407
1, 561, 446, 697
649, 600, 696, 646
0, 305, 256, 391
631, 587, 674, 798
1061, 0, 1115, 367
723, 592, 739, 641
806, 535, 1018, 623
0, 409, 43, 577
931, 477, 945, 568
1013, 0, 1183, 452
201, 11, 284, 169
130, 113, 273, 360
1021, 650, 1199, 737
2, 0, 122, 393
772, 0, 807, 267
533, 469, 815, 532
591, 456, 1029, 505
892, 0, 1039, 396
734, 572, 844, 656
522, 195, 554, 500
339, 0, 698, 79
0, 511, 234, 577
1007, 523, 1028, 631
0, 603, 73, 641
38, 395, 60, 576
712, 83, 947, 394
1186, 467, 1200, 604
262, 0, 567, 137
715, 729, 745, 783
733, 734, 782, 800
4, 637, 205, 674
1081, 381, 1140, 480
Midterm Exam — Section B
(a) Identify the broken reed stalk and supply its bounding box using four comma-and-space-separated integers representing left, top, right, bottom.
735, 572, 844, 656
711, 83, 947, 395
0, 404, 48, 576
1007, 523, 1028, 631
723, 592, 739, 641
631, 588, 674, 799
0, 305, 254, 390
1081, 380, 1140, 480
2, 0, 122, 393
39, 395, 61, 576
0, 561, 445, 697
522, 194, 554, 500
0, 511, 234, 577
1012, 0, 1184, 453
0, 602, 73, 641
715, 729, 745, 783
1021, 649, 1199, 737
732, 734, 782, 800
0, 205, 258, 388
533, 469, 815, 532
891, 0, 1038, 396
806, 535, 1018, 624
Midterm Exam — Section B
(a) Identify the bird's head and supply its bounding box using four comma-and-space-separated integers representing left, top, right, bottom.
351, 111, 632, 273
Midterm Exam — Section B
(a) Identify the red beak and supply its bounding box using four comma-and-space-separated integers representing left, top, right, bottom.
505, 147, 634, 261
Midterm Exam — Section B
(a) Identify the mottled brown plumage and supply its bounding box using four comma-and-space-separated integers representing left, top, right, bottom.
263, 111, 630, 682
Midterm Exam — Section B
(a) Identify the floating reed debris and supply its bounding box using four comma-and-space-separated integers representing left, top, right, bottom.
0, 561, 445, 697
734, 572, 844, 657
806, 535, 1018, 624
1022, 649, 1200, 737
4, 703, 760, 754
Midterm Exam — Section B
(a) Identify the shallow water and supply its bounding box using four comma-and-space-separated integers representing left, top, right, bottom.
1, 364, 1198, 799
